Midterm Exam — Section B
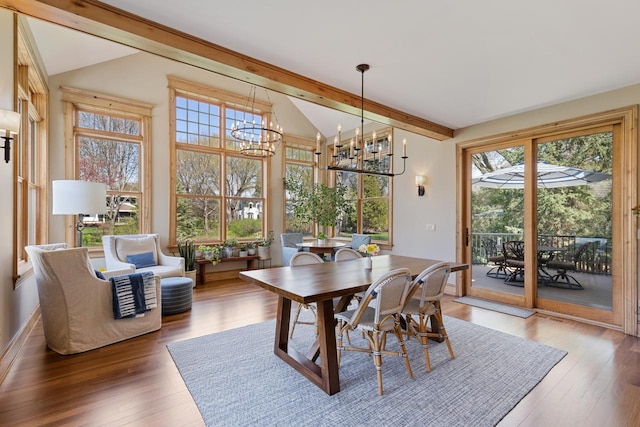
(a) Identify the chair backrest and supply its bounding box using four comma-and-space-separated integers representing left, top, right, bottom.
25, 244, 96, 348
573, 241, 597, 264
349, 268, 412, 326
407, 262, 451, 310
503, 240, 525, 261
290, 251, 324, 266
334, 247, 362, 261
103, 233, 161, 264
281, 233, 303, 248
350, 234, 371, 250
481, 237, 498, 257
281, 233, 304, 267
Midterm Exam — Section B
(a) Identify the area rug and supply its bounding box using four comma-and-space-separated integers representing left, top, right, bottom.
454, 296, 535, 318
167, 316, 565, 427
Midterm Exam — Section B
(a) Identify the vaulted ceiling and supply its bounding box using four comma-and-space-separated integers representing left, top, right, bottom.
8, 0, 640, 139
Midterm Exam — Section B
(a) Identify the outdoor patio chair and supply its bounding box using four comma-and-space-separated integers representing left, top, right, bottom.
545, 241, 595, 290
335, 268, 414, 395
503, 240, 525, 286
482, 237, 508, 279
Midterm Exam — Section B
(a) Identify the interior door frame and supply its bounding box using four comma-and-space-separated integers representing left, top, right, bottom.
456, 106, 638, 336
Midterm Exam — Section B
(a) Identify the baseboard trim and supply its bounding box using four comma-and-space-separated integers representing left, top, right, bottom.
0, 306, 41, 385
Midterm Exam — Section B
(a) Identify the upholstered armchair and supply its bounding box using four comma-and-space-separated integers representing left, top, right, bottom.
350, 233, 371, 250
25, 244, 161, 355
280, 233, 303, 267
102, 233, 184, 278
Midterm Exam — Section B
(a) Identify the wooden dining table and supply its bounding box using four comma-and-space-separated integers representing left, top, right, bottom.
239, 254, 468, 395
296, 240, 346, 260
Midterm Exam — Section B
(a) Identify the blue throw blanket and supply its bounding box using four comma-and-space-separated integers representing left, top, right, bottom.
110, 272, 157, 319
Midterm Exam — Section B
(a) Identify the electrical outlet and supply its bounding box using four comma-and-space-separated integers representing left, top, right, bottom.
425, 223, 436, 231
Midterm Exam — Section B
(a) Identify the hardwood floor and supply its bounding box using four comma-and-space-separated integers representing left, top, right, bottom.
1, 278, 639, 426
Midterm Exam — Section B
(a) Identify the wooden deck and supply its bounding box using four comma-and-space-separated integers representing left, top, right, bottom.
472, 265, 613, 309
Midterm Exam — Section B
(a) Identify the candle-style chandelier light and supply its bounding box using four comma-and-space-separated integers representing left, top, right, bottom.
315, 64, 408, 177
232, 85, 283, 158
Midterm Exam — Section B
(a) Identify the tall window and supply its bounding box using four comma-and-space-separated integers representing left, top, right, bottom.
170, 77, 268, 244
333, 128, 392, 245
62, 87, 152, 247
284, 139, 315, 236
14, 18, 48, 285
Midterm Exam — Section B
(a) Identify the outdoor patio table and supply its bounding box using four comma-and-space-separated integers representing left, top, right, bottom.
239, 254, 468, 395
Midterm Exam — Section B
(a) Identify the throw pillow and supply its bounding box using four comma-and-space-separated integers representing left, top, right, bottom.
126, 251, 157, 269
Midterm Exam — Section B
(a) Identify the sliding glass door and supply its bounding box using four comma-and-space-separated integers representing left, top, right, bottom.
460, 108, 635, 329
468, 145, 527, 306
535, 128, 617, 322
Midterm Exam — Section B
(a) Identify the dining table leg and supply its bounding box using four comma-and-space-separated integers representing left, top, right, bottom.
272, 296, 341, 395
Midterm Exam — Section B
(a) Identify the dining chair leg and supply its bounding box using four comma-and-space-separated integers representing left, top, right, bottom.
434, 307, 455, 360
417, 313, 432, 372
289, 303, 303, 338
394, 320, 413, 380
336, 321, 345, 366
371, 330, 385, 396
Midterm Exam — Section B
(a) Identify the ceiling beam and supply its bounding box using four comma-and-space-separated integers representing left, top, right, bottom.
0, 0, 454, 140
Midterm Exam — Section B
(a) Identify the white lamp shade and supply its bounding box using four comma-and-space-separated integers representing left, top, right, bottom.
415, 175, 427, 186
52, 180, 107, 215
0, 109, 21, 134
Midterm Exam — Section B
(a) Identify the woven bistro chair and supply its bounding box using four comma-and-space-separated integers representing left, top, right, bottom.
401, 262, 454, 372
335, 268, 414, 395
334, 247, 363, 261
288, 252, 325, 338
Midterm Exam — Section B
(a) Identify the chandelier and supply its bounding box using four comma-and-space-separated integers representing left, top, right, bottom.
315, 64, 407, 177
231, 85, 283, 158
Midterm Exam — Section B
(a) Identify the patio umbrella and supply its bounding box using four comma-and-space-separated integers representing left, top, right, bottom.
471, 162, 610, 189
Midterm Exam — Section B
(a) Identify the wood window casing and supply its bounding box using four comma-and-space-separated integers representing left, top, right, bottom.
61, 87, 152, 251
168, 76, 270, 246
13, 16, 48, 287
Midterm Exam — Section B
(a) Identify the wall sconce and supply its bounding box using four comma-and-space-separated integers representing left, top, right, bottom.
415, 175, 426, 197
52, 180, 107, 247
0, 109, 21, 163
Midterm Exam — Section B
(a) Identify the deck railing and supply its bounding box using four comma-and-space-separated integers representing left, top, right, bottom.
473, 232, 611, 275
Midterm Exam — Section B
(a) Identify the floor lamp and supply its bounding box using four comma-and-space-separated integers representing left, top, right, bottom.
52, 180, 107, 247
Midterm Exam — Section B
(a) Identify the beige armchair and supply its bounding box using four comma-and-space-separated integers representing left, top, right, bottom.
102, 233, 184, 278
25, 244, 161, 355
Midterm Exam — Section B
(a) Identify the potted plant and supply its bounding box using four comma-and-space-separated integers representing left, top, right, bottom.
239, 242, 250, 257
178, 240, 197, 287
198, 245, 220, 265
221, 239, 238, 258
247, 241, 257, 256
256, 230, 274, 260
284, 178, 353, 238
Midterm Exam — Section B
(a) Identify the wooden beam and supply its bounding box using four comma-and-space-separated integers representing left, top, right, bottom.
0, 0, 454, 140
